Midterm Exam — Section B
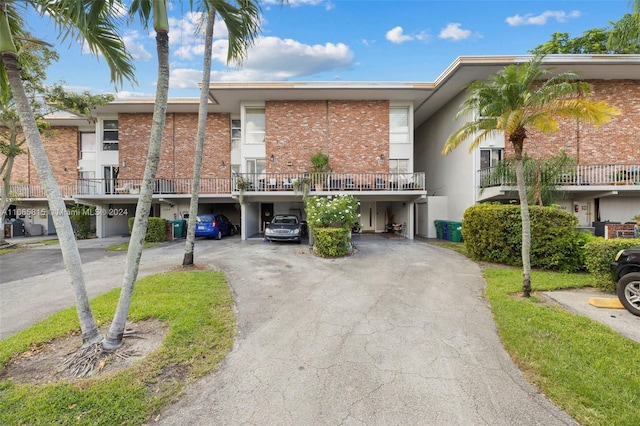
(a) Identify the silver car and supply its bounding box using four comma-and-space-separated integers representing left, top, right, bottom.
264, 214, 302, 243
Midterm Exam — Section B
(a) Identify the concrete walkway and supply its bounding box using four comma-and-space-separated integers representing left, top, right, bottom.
1, 235, 579, 424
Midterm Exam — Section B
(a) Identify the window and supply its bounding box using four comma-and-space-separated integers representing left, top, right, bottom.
80, 132, 96, 160
103, 119, 119, 151
245, 108, 265, 144
480, 148, 503, 170
389, 107, 410, 144
389, 159, 409, 174
231, 119, 241, 150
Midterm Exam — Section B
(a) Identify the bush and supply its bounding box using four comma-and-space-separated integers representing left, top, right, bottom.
68, 204, 95, 239
312, 227, 351, 257
305, 195, 359, 231
128, 217, 167, 242
462, 203, 584, 272
584, 237, 640, 290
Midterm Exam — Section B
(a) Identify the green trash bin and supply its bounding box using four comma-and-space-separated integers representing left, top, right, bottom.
449, 221, 463, 242
434, 220, 444, 239
172, 219, 186, 239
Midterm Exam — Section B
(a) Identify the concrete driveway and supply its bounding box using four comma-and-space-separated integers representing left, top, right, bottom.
1, 235, 576, 424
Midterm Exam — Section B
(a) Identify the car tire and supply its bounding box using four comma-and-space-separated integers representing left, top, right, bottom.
230, 227, 235, 236
216, 230, 222, 240
617, 272, 640, 317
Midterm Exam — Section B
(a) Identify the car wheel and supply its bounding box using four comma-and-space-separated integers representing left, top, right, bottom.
216, 230, 222, 240
230, 226, 235, 236
617, 272, 640, 316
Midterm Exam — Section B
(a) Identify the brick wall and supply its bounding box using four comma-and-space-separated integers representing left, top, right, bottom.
4, 126, 78, 186
118, 112, 231, 180
265, 100, 389, 174
505, 80, 640, 164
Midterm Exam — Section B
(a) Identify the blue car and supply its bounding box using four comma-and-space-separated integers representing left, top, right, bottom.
195, 213, 235, 240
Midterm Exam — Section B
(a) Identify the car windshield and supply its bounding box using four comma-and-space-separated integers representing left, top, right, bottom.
272, 215, 298, 224
196, 214, 215, 223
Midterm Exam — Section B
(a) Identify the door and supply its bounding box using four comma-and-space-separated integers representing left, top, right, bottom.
261, 203, 273, 232
103, 165, 119, 195
359, 201, 375, 233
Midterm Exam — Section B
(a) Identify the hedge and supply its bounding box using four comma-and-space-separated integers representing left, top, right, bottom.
462, 204, 584, 272
128, 217, 167, 242
584, 237, 640, 290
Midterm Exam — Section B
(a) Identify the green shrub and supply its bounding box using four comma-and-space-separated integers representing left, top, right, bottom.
462, 204, 584, 272
68, 204, 95, 239
313, 227, 351, 257
128, 217, 167, 242
305, 194, 359, 231
584, 237, 640, 290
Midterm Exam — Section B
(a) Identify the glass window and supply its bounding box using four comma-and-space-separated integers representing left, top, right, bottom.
231, 119, 241, 150
103, 119, 119, 151
390, 107, 409, 144
245, 108, 265, 144
480, 148, 503, 169
80, 132, 96, 160
389, 159, 409, 174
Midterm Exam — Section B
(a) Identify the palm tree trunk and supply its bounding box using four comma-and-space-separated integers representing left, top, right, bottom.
513, 139, 532, 297
3, 51, 101, 344
183, 10, 215, 266
102, 29, 170, 350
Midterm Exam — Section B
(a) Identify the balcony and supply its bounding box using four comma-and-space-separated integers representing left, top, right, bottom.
479, 164, 640, 188
4, 173, 426, 200
231, 172, 426, 193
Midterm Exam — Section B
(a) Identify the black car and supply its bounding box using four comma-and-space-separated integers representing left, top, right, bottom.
610, 246, 640, 316
264, 214, 302, 243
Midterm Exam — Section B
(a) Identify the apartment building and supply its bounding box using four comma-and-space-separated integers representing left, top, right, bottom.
4, 55, 640, 239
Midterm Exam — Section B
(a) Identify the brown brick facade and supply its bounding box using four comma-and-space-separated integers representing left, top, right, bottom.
118, 112, 231, 180
6, 126, 78, 186
505, 80, 640, 164
265, 100, 389, 174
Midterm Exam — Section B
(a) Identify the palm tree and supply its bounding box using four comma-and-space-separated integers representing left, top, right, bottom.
608, 1, 640, 49
183, 0, 261, 266
442, 55, 619, 297
1, 0, 135, 345
480, 151, 576, 207
103, 0, 172, 350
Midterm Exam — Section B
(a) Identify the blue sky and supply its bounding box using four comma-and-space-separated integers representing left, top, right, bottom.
25, 0, 635, 98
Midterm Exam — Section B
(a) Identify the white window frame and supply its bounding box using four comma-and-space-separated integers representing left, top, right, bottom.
102, 119, 119, 151
243, 106, 265, 145
389, 106, 410, 144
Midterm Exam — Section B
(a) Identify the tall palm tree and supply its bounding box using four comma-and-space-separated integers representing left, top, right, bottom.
442, 55, 619, 297
103, 0, 172, 350
1, 0, 135, 345
183, 0, 261, 266
608, 1, 640, 49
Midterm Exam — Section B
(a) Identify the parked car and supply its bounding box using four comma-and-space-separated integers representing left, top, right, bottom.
195, 213, 235, 240
610, 246, 640, 316
264, 214, 302, 243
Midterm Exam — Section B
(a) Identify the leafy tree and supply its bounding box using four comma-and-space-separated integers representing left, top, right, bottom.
608, 1, 640, 50
183, 0, 262, 266
1, 0, 135, 345
480, 151, 577, 206
442, 55, 619, 297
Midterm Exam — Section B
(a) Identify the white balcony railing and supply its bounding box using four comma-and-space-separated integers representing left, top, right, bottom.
478, 164, 640, 188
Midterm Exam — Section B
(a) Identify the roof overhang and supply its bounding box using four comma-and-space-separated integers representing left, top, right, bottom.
73, 54, 640, 128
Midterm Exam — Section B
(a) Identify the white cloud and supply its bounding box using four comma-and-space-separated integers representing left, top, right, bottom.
123, 30, 153, 61
169, 35, 354, 86
506, 10, 581, 26
386, 26, 413, 44
438, 23, 472, 41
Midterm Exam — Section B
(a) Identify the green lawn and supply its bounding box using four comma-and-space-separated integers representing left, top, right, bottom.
0, 270, 235, 426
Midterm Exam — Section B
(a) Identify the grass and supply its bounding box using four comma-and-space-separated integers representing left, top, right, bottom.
0, 239, 58, 255
0, 270, 235, 426
106, 242, 159, 252
433, 239, 640, 425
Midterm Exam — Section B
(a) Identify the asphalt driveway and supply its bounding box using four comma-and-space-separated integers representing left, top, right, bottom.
1, 235, 576, 424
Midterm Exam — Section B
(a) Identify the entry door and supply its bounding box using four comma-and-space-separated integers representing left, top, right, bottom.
359, 201, 375, 233
104, 165, 119, 195
261, 203, 273, 232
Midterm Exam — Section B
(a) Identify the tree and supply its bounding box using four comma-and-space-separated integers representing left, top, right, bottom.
442, 55, 619, 297
102, 0, 172, 350
480, 152, 577, 207
1, 0, 135, 345
608, 1, 640, 50
183, 0, 262, 266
